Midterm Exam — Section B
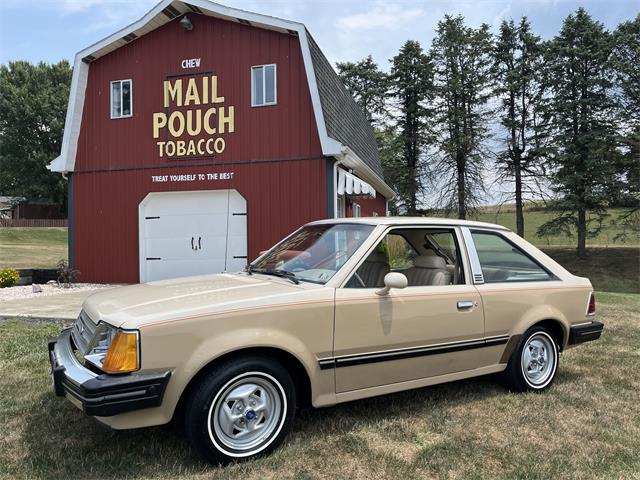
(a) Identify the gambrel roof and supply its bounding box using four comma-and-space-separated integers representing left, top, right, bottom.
48, 0, 393, 198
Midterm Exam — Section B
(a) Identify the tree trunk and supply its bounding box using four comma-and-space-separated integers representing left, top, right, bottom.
457, 157, 466, 220
577, 207, 587, 259
514, 162, 524, 237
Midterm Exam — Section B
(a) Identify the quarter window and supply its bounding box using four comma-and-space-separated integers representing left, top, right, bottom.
251, 64, 277, 106
471, 231, 552, 283
111, 79, 132, 118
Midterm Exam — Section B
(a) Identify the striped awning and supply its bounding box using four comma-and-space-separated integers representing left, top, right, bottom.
337, 168, 376, 198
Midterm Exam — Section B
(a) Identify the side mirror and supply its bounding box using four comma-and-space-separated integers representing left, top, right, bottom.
376, 272, 408, 296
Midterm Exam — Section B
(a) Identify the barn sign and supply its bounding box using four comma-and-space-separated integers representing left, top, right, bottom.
152, 75, 236, 158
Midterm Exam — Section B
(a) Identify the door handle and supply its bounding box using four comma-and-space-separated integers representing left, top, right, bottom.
191, 237, 194, 250
198, 236, 201, 250
457, 301, 475, 310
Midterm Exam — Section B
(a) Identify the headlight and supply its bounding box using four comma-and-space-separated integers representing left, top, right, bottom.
84, 322, 140, 373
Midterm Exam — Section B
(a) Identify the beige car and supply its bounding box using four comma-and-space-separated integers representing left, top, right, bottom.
49, 217, 602, 463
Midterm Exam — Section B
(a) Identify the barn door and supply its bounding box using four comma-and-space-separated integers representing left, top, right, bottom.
139, 190, 247, 282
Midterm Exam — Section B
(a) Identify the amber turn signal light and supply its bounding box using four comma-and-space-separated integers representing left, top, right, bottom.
102, 330, 139, 373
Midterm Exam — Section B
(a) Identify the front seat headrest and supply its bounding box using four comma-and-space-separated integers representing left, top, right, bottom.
414, 255, 447, 269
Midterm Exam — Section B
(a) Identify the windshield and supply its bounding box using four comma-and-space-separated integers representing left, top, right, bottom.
250, 223, 375, 284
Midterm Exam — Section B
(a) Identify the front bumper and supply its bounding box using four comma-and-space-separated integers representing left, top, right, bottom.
568, 321, 604, 345
48, 328, 171, 417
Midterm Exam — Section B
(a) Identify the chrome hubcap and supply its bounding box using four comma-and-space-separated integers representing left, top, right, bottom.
521, 333, 556, 386
211, 375, 283, 452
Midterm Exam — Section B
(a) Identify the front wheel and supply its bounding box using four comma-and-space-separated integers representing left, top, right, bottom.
503, 326, 559, 392
184, 356, 296, 464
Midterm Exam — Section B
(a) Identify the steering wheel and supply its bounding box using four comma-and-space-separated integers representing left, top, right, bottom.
353, 272, 366, 287
313, 250, 349, 269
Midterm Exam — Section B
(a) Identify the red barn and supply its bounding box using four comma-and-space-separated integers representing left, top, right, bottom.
49, 0, 393, 284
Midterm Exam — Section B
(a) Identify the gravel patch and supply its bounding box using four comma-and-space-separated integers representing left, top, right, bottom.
0, 283, 118, 302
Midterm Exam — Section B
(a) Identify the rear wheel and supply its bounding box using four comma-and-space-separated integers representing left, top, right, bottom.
503, 326, 559, 392
184, 356, 296, 464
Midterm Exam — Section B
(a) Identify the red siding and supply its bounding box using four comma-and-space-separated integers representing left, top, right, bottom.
347, 195, 386, 217
73, 160, 326, 283
72, 14, 330, 283
75, 14, 321, 171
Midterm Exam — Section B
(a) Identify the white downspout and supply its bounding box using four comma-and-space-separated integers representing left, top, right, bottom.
333, 160, 343, 219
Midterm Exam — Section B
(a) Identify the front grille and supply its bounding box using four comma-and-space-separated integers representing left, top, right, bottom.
71, 311, 98, 355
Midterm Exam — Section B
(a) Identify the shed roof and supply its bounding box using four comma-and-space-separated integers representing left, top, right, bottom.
48, 0, 393, 198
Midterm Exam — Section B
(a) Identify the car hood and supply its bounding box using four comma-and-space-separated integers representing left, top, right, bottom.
82, 273, 309, 329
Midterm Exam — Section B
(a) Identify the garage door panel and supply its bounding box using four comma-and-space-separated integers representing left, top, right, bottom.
140, 190, 247, 282
144, 192, 234, 216
146, 259, 226, 281
145, 213, 229, 238
145, 236, 228, 260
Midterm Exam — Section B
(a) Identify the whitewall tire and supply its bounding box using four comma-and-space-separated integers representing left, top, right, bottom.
185, 356, 296, 464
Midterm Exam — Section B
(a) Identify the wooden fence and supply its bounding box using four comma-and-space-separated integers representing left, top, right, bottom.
0, 218, 68, 227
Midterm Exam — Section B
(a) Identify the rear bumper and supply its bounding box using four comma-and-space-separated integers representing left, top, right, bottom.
568, 321, 604, 346
48, 328, 171, 417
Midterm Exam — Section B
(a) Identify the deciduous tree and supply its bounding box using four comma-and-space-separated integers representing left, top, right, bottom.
0, 60, 72, 207
336, 55, 388, 125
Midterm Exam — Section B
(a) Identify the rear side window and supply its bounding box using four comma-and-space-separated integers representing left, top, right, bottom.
471, 231, 552, 283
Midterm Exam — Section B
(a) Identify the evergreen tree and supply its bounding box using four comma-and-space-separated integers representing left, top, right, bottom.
537, 9, 617, 258
611, 15, 640, 238
336, 55, 389, 125
376, 127, 404, 214
430, 16, 494, 219
0, 60, 72, 206
389, 40, 434, 215
493, 18, 544, 237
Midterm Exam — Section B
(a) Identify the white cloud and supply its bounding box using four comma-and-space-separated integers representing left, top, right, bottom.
335, 3, 424, 31
59, 0, 115, 14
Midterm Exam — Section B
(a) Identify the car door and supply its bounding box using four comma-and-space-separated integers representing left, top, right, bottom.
333, 226, 489, 393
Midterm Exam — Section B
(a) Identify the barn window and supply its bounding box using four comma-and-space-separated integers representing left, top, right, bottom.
110, 79, 132, 118
251, 64, 277, 106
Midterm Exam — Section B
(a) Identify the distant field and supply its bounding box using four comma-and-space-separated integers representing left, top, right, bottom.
0, 228, 67, 269
470, 208, 639, 247
543, 247, 639, 294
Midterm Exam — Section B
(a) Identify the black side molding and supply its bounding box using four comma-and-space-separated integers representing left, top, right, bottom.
568, 321, 604, 345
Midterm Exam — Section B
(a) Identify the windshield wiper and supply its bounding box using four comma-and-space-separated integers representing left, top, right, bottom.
247, 267, 300, 284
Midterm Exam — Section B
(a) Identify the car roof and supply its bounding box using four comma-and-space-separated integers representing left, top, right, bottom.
307, 216, 510, 231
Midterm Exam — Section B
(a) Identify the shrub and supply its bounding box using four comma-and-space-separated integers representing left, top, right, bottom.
57, 260, 80, 288
0, 268, 20, 288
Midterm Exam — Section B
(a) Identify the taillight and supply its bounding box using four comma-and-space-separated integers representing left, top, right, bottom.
587, 293, 596, 316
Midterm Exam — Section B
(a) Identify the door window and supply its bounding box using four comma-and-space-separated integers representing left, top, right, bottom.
471, 231, 552, 282
346, 229, 463, 288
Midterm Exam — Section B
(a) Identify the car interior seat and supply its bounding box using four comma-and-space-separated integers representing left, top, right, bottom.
356, 251, 391, 288
405, 255, 452, 286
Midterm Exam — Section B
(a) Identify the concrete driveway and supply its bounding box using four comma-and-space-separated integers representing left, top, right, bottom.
0, 288, 113, 321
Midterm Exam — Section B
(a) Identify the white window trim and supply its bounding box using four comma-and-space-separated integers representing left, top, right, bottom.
110, 79, 133, 119
251, 64, 277, 107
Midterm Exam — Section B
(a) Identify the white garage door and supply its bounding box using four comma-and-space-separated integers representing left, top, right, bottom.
139, 190, 247, 282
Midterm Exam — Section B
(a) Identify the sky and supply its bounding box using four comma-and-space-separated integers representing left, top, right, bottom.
1, 0, 638, 68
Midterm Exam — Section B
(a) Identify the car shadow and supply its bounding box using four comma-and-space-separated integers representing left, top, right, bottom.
22, 370, 583, 478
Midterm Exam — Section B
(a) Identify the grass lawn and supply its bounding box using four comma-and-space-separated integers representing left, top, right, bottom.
1, 294, 638, 479
0, 228, 67, 269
